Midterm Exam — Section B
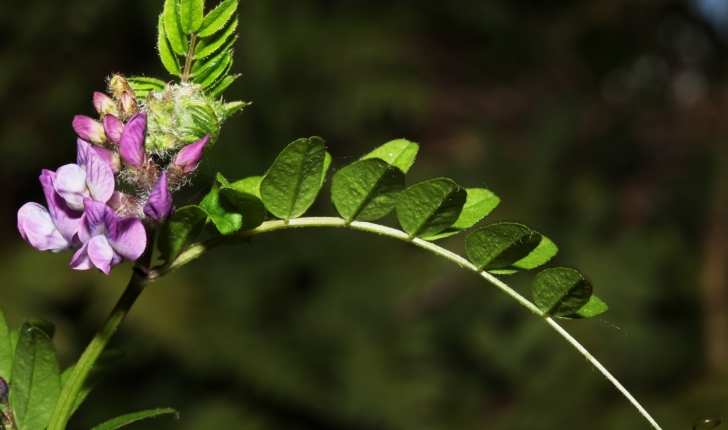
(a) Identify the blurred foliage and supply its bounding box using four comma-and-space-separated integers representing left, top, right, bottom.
2, 0, 728, 429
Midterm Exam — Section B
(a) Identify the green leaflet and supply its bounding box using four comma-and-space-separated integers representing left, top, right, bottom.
179, 0, 203, 34
331, 158, 405, 222
421, 188, 500, 240
200, 187, 242, 235
194, 17, 238, 59
89, 408, 178, 430
158, 205, 208, 260
260, 137, 329, 220
532, 267, 593, 317
127, 77, 166, 92
163, 0, 188, 55
194, 51, 231, 88
178, 99, 219, 143
231, 176, 263, 199
562, 295, 608, 319
157, 15, 181, 76
190, 36, 236, 77
488, 236, 558, 275
60, 349, 125, 414
27, 319, 54, 340
223, 101, 248, 118
465, 222, 542, 271
210, 74, 239, 98
396, 178, 467, 238
9, 324, 61, 430
198, 0, 237, 37
362, 138, 419, 173
0, 308, 11, 381
217, 173, 266, 231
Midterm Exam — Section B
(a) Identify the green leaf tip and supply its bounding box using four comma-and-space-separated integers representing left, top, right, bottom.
195, 17, 238, 59
260, 137, 329, 220
396, 178, 467, 238
180, 0, 204, 34
198, 0, 238, 38
532, 267, 593, 317
90, 407, 178, 430
362, 138, 419, 173
332, 158, 406, 222
562, 295, 608, 319
163, 0, 188, 55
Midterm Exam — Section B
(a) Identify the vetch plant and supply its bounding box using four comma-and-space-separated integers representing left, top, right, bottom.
5, 0, 686, 429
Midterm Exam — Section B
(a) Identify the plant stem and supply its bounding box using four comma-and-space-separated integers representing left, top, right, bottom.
181, 34, 198, 83
152, 217, 663, 429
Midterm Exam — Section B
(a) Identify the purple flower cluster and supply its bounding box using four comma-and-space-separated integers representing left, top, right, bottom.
17, 76, 209, 274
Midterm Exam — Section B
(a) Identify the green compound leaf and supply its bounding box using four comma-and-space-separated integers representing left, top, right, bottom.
362, 139, 419, 173
561, 295, 608, 319
158, 205, 208, 260
61, 349, 125, 414
190, 36, 235, 77
157, 15, 181, 76
209, 74, 239, 98
198, 0, 237, 37
231, 176, 263, 199
421, 188, 500, 240
193, 51, 231, 88
194, 17, 238, 59
260, 137, 329, 220
223, 101, 249, 118
532, 267, 593, 317
217, 173, 266, 231
465, 222, 542, 271
489, 236, 558, 275
331, 158, 405, 222
163, 0, 188, 55
0, 308, 11, 381
179, 0, 203, 34
200, 187, 242, 235
90, 408, 178, 430
396, 178, 467, 238
9, 324, 61, 430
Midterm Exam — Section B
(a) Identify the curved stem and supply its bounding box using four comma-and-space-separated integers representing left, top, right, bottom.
151, 217, 662, 430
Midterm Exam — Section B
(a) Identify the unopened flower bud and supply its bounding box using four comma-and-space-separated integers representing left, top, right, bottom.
72, 115, 106, 145
0, 376, 7, 401
108, 74, 134, 99
103, 115, 124, 144
143, 171, 174, 222
120, 91, 138, 116
173, 134, 209, 173
119, 113, 147, 169
90, 145, 121, 175
93, 92, 117, 116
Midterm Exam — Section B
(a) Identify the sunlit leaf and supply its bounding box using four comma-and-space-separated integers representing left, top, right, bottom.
562, 295, 608, 319
532, 267, 593, 317
194, 51, 231, 88
9, 323, 61, 430
217, 173, 266, 231
362, 139, 419, 173
489, 236, 558, 275
179, 0, 203, 34
163, 0, 188, 55
231, 176, 263, 199
158, 205, 208, 260
194, 17, 238, 59
421, 188, 500, 240
198, 0, 237, 37
200, 186, 242, 234
260, 137, 328, 220
332, 158, 405, 222
396, 178, 466, 238
223, 101, 249, 118
209, 74, 239, 97
90, 408, 178, 430
465, 222, 542, 271
190, 36, 235, 77
157, 15, 181, 76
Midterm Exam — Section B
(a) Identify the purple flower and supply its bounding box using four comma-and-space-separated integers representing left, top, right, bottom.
93, 92, 117, 116
55, 140, 115, 210
70, 199, 146, 275
17, 170, 82, 252
119, 113, 147, 169
103, 115, 124, 144
72, 115, 106, 145
143, 171, 174, 221
173, 134, 209, 172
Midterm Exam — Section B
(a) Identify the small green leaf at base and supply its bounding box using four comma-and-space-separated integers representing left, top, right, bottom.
158, 205, 207, 260
90, 408, 178, 430
362, 139, 419, 173
561, 295, 608, 319
396, 178, 467, 238
260, 137, 329, 220
532, 268, 593, 317
465, 222, 542, 271
10, 324, 61, 430
332, 158, 405, 222
421, 188, 500, 240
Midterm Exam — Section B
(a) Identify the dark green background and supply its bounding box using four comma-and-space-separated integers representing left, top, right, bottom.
1, 0, 727, 428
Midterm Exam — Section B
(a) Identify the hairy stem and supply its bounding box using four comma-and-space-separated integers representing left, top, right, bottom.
151, 217, 663, 429
181, 34, 198, 83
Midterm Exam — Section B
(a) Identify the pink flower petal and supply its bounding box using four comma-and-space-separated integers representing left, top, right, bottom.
119, 113, 146, 169
105, 210, 147, 261
70, 242, 94, 271
87, 235, 116, 275
78, 198, 108, 243
143, 172, 173, 221
174, 134, 209, 172
85, 150, 115, 202
76, 139, 91, 166
72, 115, 106, 144
40, 170, 82, 243
90, 146, 121, 175
18, 203, 72, 251
103, 115, 124, 144
93, 92, 117, 116
54, 164, 89, 210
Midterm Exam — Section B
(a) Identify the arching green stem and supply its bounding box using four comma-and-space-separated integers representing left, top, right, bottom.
152, 217, 662, 430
